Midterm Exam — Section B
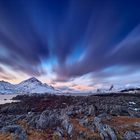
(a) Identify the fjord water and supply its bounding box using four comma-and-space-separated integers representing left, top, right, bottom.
0, 94, 18, 104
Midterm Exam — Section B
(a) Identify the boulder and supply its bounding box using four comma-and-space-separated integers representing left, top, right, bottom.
37, 109, 62, 129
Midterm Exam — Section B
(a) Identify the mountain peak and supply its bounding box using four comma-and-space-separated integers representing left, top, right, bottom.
27, 77, 40, 82
22, 77, 41, 83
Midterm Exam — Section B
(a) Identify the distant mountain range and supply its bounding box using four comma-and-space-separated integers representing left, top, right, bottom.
0, 77, 60, 94
0, 77, 140, 95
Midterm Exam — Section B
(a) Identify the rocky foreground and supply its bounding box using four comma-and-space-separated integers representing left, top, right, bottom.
0, 93, 140, 140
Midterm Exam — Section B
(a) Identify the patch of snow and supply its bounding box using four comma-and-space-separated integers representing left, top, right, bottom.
129, 102, 136, 105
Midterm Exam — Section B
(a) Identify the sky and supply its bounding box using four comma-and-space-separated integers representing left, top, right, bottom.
0, 0, 140, 90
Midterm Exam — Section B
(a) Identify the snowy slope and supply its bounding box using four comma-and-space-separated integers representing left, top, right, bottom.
0, 77, 60, 94
16, 77, 54, 93
0, 81, 17, 94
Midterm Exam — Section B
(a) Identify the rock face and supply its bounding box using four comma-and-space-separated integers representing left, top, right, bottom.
94, 114, 117, 140
37, 109, 62, 129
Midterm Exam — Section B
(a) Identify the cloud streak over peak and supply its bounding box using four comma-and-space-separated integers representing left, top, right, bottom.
0, 0, 140, 88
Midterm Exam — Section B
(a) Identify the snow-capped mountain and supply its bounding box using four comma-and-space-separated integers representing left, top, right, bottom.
0, 77, 60, 94
95, 84, 140, 94
0, 77, 140, 95
16, 77, 57, 94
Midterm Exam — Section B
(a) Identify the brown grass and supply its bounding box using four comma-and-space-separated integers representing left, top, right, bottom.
0, 133, 13, 140
70, 117, 101, 140
102, 116, 140, 139
103, 116, 140, 126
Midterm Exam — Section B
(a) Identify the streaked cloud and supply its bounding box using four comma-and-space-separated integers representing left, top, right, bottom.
0, 0, 140, 89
